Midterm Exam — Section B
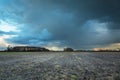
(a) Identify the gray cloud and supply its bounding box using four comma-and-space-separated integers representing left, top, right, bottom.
1, 0, 120, 49
0, 30, 17, 35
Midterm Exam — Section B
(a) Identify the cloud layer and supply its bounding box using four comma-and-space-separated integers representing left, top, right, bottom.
0, 0, 120, 50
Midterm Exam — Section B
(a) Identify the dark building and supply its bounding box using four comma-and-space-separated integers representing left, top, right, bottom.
7, 46, 49, 52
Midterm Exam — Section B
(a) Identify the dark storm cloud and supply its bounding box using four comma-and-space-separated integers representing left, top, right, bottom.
2, 0, 120, 49
25, 0, 120, 22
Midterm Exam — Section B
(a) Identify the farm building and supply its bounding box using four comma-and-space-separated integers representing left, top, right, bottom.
7, 46, 49, 52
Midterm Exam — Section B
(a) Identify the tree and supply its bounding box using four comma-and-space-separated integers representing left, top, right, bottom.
64, 48, 74, 52
7, 45, 13, 51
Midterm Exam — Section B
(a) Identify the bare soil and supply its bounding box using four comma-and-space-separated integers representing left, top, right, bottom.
0, 52, 120, 80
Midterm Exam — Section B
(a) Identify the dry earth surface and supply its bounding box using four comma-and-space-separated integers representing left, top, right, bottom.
0, 52, 120, 80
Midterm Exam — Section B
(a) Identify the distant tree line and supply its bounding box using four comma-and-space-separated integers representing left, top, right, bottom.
5, 45, 120, 52
7, 46, 49, 52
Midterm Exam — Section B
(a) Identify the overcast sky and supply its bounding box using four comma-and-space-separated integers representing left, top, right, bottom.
0, 0, 120, 50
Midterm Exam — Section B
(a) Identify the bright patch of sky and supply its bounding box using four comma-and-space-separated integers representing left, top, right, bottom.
0, 34, 17, 50
84, 20, 109, 34
0, 19, 20, 32
45, 42, 64, 51
93, 43, 120, 51
0, 19, 21, 50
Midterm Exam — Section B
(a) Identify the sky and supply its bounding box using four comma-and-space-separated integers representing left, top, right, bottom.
0, 0, 120, 50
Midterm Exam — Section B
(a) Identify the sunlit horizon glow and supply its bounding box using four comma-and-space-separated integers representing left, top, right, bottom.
0, 35, 15, 50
